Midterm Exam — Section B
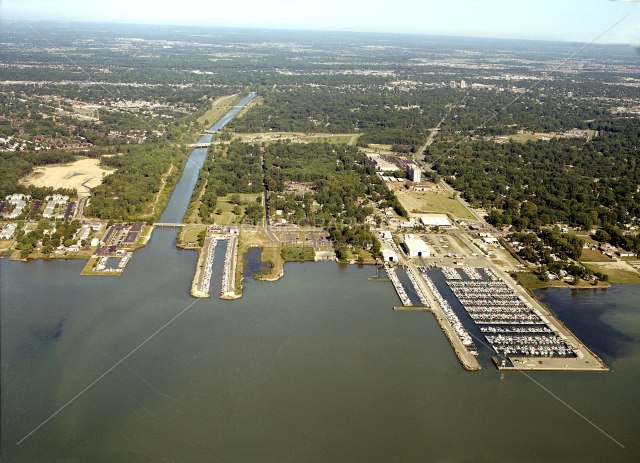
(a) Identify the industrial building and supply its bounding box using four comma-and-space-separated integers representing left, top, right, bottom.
407, 164, 421, 183
419, 214, 452, 229
402, 234, 430, 257
382, 248, 399, 263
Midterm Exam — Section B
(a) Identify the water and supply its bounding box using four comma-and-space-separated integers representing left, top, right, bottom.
2, 253, 640, 462
2, 92, 640, 461
159, 92, 256, 224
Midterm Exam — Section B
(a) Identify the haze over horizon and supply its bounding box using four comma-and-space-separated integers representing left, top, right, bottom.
2, 0, 639, 45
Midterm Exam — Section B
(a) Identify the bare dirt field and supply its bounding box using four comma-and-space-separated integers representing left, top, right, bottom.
21, 158, 113, 197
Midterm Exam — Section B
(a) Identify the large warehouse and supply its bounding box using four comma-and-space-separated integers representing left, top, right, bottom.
402, 234, 431, 257
419, 214, 452, 229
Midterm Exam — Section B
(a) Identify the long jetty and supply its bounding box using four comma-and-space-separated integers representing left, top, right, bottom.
386, 266, 412, 306
220, 235, 239, 300
191, 234, 218, 298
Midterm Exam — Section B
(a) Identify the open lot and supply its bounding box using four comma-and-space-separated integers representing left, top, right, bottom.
395, 189, 475, 221
20, 158, 113, 197
583, 261, 640, 284
579, 248, 613, 262
213, 194, 262, 225
226, 132, 360, 145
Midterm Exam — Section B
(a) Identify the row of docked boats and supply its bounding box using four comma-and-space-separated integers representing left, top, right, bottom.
419, 268, 478, 357
386, 266, 412, 306
220, 236, 236, 295
406, 267, 430, 307
199, 238, 218, 295
442, 268, 577, 359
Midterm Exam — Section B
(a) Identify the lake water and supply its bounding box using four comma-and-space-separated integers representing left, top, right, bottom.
2, 249, 639, 462
2, 91, 639, 461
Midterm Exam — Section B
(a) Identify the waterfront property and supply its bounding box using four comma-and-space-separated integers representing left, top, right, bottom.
437, 266, 607, 371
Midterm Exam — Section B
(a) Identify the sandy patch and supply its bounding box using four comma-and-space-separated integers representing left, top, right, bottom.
21, 158, 113, 197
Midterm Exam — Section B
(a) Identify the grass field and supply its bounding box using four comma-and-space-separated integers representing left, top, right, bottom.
396, 191, 475, 220
583, 262, 640, 284
514, 271, 610, 289
213, 194, 262, 225
579, 248, 612, 263
179, 225, 207, 246
228, 132, 359, 145
197, 94, 241, 128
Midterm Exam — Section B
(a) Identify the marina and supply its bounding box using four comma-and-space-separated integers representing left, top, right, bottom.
419, 267, 479, 358
437, 266, 607, 370
220, 234, 239, 299
385, 265, 413, 306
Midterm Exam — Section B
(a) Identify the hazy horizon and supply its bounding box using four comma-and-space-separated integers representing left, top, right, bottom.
2, 0, 639, 46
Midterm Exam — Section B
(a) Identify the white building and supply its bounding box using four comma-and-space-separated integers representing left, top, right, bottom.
419, 214, 452, 229
482, 235, 499, 245
4, 194, 30, 219
43, 195, 69, 219
402, 234, 431, 258
382, 248, 399, 263
0, 223, 18, 240
407, 164, 421, 183
460, 80, 467, 89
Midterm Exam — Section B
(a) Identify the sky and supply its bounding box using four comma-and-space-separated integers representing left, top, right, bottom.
2, 0, 640, 45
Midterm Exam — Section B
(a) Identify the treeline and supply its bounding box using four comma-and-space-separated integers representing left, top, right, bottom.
85, 144, 186, 221
427, 119, 639, 251
227, 87, 447, 148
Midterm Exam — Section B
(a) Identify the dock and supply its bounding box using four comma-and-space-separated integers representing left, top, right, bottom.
409, 263, 481, 371
220, 234, 239, 300
191, 234, 218, 298
385, 266, 412, 306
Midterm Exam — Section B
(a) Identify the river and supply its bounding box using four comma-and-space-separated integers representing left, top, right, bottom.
1, 93, 639, 462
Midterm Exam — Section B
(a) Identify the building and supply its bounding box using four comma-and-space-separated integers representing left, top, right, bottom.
449, 81, 456, 89
366, 153, 398, 173
43, 195, 69, 219
482, 235, 499, 245
402, 234, 430, 258
419, 214, 452, 229
4, 194, 30, 219
460, 80, 467, 89
382, 248, 399, 263
407, 164, 421, 183
0, 222, 18, 240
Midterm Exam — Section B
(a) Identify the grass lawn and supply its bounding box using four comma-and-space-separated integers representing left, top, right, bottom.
229, 132, 359, 145
179, 224, 207, 247
397, 191, 475, 221
213, 194, 262, 225
583, 262, 640, 284
579, 248, 612, 263
281, 246, 315, 262
197, 94, 241, 127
